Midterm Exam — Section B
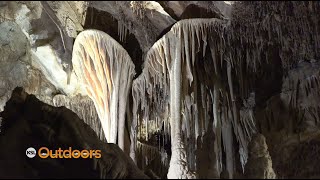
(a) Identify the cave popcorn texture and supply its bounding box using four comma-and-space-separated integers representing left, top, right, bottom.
72, 29, 135, 150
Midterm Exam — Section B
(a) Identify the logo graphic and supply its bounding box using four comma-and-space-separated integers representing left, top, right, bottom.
26, 147, 37, 158
25, 147, 101, 159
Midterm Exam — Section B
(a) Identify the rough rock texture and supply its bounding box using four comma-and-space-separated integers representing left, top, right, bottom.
89, 1, 176, 55
244, 134, 276, 179
158, 1, 231, 20
0, 87, 149, 179
267, 131, 320, 178
0, 1, 86, 97
0, 19, 58, 111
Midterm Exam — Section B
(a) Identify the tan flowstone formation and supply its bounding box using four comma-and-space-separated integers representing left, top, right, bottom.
72, 29, 135, 150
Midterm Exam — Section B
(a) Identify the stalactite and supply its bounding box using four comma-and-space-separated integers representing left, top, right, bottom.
130, 1, 147, 19
212, 86, 222, 174
118, 20, 129, 43
131, 15, 267, 177
130, 2, 320, 178
72, 30, 135, 149
131, 18, 241, 178
231, 1, 319, 73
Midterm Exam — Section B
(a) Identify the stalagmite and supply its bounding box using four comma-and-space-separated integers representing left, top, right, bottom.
72, 30, 135, 150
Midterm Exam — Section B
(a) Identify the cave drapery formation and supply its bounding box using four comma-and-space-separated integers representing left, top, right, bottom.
0, 1, 320, 179
72, 29, 135, 150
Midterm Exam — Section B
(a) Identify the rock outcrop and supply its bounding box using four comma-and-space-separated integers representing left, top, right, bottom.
0, 87, 149, 179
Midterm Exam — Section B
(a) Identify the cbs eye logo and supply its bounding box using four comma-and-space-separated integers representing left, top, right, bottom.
26, 147, 37, 158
